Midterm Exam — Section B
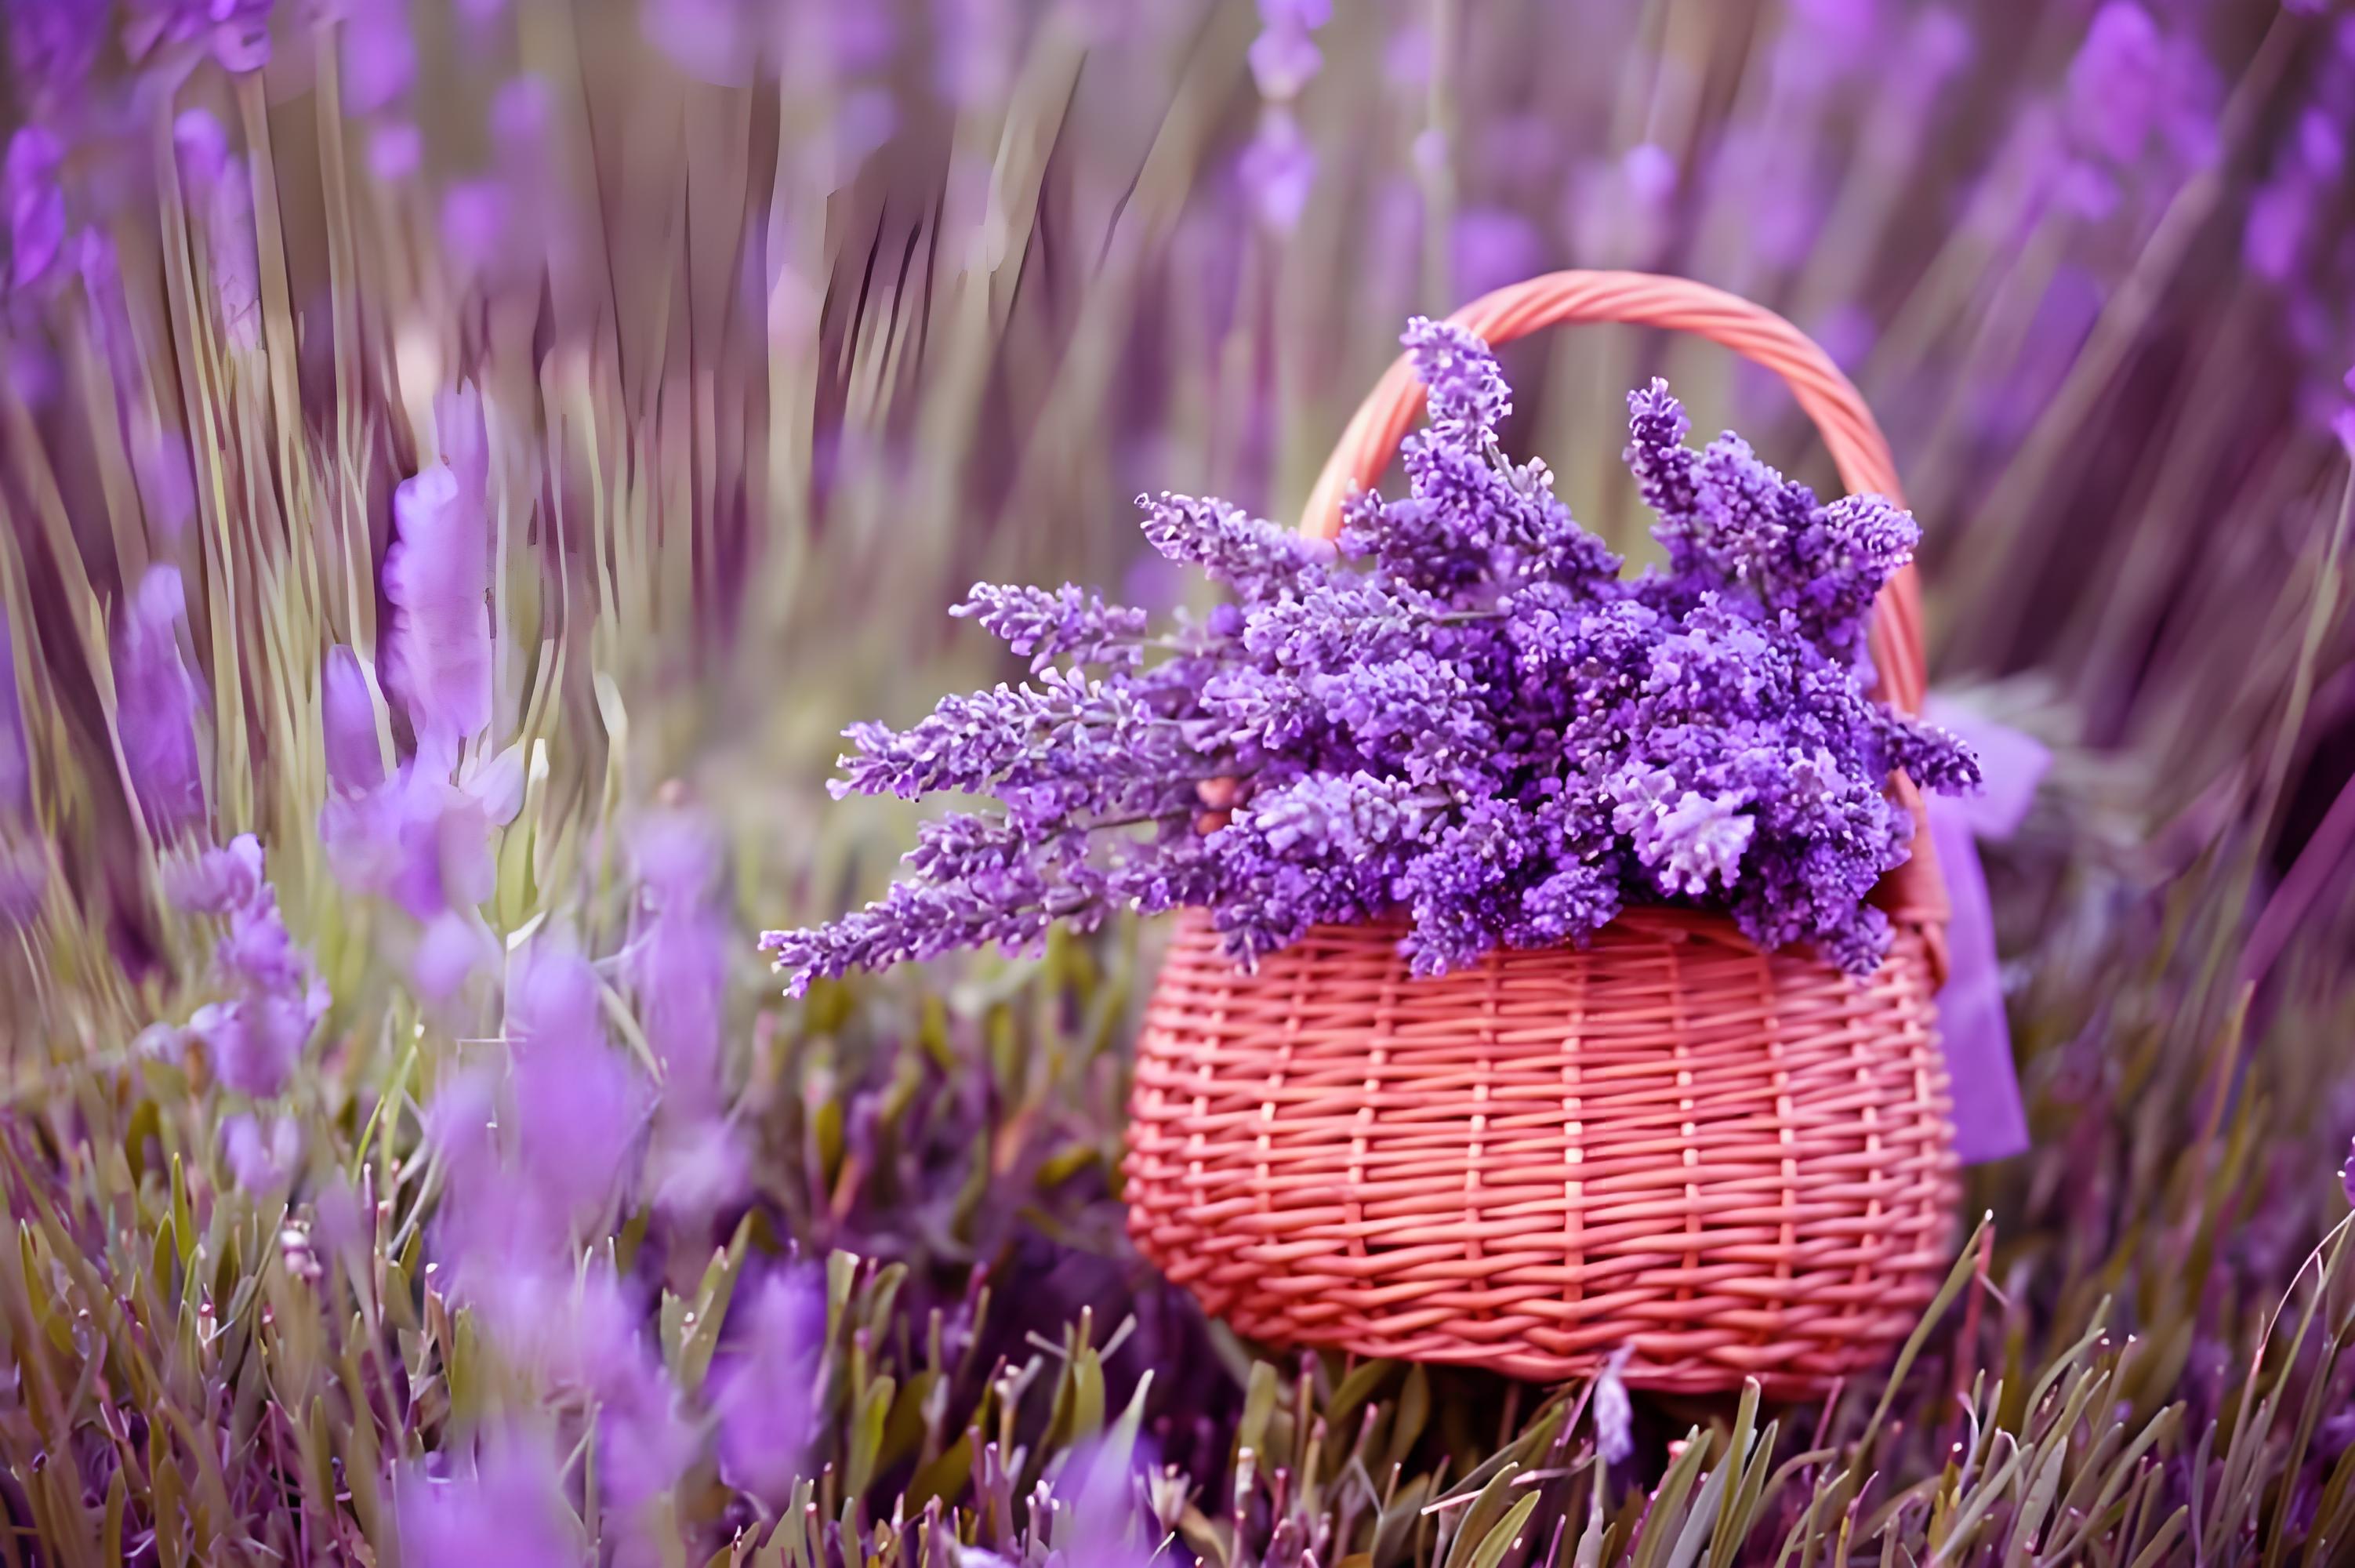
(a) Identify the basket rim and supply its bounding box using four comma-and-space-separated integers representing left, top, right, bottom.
1156, 900, 1943, 978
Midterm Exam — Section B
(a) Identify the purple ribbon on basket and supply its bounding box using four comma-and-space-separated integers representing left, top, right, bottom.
1924, 696, 2048, 1165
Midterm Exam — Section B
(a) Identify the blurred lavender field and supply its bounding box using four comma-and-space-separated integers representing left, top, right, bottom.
2, 0, 2354, 1563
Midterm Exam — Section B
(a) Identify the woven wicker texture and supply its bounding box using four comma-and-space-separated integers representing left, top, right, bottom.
1124, 272, 1961, 1392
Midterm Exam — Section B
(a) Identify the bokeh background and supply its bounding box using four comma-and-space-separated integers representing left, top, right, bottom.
2, 0, 2354, 1563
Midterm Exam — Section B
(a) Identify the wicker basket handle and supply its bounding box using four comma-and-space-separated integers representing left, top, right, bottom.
1304, 270, 1947, 949
1301, 270, 1927, 719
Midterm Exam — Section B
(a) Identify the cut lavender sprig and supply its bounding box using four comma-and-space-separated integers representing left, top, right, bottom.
765, 320, 1977, 991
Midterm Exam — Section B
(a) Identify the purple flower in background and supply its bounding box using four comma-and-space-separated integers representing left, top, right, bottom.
504, 938, 651, 1238
172, 107, 228, 187
385, 384, 493, 753
1238, 109, 1316, 234
648, 1120, 749, 1221
1248, 0, 1326, 102
426, 1257, 689, 1541
395, 1431, 582, 1568
1450, 207, 1544, 305
931, 0, 1015, 107
594, 1348, 696, 1523
1563, 144, 1679, 269
1592, 1347, 1634, 1464
627, 808, 730, 1110
418, 940, 633, 1292
1773, 0, 1881, 96
440, 179, 511, 278
164, 833, 263, 913
113, 566, 206, 837
123, 0, 273, 72
322, 646, 386, 794
320, 580, 517, 1002
321, 746, 521, 923
339, 0, 415, 115
173, 112, 261, 349
492, 74, 553, 163
642, 0, 789, 85
1043, 1435, 1163, 1568
222, 1112, 299, 1191
131, 419, 197, 543
368, 121, 423, 183
1235, 0, 1328, 233
5, 0, 103, 118
169, 834, 328, 1098
2065, 3, 2165, 165
74, 233, 144, 418
713, 1269, 825, 1504
0, 838, 39, 929
5, 127, 65, 295
2244, 105, 2344, 285
412, 910, 496, 1001
0, 603, 28, 825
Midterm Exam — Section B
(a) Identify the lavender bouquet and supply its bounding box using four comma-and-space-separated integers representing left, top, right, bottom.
767, 320, 1978, 991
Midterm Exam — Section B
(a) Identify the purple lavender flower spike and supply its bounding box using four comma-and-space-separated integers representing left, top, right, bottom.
173, 114, 261, 350
1237, 110, 1316, 234
368, 121, 423, 183
641, 0, 771, 85
953, 583, 1148, 672
594, 1347, 696, 1525
1628, 786, 1756, 898
114, 565, 207, 837
1403, 317, 1512, 441
413, 909, 497, 1002
713, 1269, 826, 1505
131, 419, 197, 543
75, 232, 143, 411
339, 0, 415, 115
2064, 3, 2165, 166
384, 386, 494, 753
648, 1116, 749, 1216
0, 841, 41, 929
321, 645, 386, 794
319, 725, 517, 1002
1592, 1347, 1634, 1464
1235, 0, 1330, 232
505, 938, 651, 1237
6, 0, 104, 120
1450, 209, 1544, 307
1044, 1432, 1163, 1568
5, 127, 66, 295
221, 1112, 299, 1191
1248, 24, 1322, 102
177, 833, 328, 1099
1137, 490, 1330, 593
172, 108, 229, 189
188, 985, 317, 1099
628, 808, 730, 1109
395, 1429, 582, 1568
124, 0, 274, 72
0, 604, 28, 825
164, 832, 263, 914
440, 180, 511, 280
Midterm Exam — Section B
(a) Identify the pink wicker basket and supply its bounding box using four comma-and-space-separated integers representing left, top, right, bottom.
1123, 271, 1961, 1395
